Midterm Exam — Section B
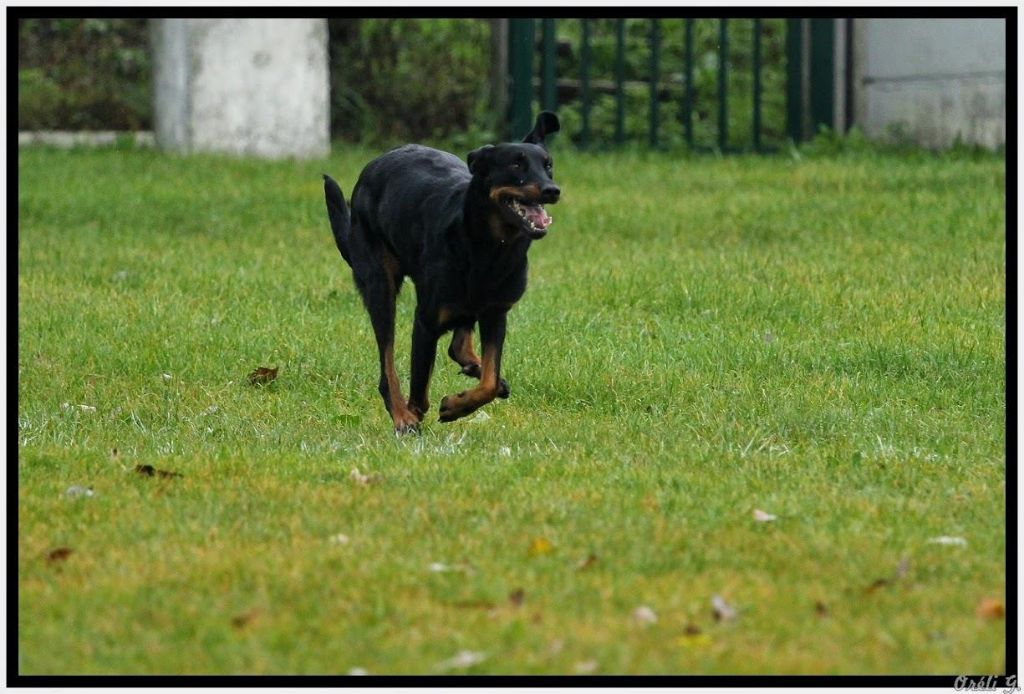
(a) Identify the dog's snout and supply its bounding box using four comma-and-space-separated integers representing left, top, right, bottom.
541, 184, 561, 202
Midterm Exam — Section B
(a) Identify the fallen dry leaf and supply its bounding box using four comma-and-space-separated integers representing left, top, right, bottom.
231, 609, 260, 629
865, 577, 891, 593
927, 535, 968, 547
509, 588, 525, 607
528, 537, 554, 556
46, 547, 73, 563
576, 553, 598, 571
866, 557, 911, 593
135, 464, 182, 478
814, 601, 829, 617
753, 508, 777, 522
632, 605, 658, 625
711, 594, 737, 621
328, 533, 350, 545
675, 624, 712, 648
573, 659, 598, 674
349, 467, 382, 486
248, 366, 278, 385
428, 562, 470, 574
977, 598, 1005, 620
437, 650, 486, 671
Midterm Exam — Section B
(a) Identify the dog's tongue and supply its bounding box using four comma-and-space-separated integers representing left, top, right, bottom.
524, 204, 552, 230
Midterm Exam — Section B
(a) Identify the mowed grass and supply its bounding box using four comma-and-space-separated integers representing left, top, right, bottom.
17, 143, 1005, 675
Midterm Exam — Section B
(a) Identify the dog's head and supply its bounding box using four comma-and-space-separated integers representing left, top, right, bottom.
467, 112, 561, 240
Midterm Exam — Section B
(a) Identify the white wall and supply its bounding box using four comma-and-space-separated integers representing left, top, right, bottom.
853, 18, 1005, 149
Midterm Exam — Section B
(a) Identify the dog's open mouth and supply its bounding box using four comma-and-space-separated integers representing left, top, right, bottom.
504, 197, 553, 238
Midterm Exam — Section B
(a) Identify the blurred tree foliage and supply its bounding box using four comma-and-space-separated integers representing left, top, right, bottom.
327, 19, 497, 146
19, 18, 151, 130
17, 17, 787, 151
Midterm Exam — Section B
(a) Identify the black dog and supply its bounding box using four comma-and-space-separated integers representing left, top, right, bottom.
323, 112, 561, 433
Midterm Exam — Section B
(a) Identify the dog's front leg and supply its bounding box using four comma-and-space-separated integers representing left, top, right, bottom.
439, 309, 506, 422
407, 309, 438, 421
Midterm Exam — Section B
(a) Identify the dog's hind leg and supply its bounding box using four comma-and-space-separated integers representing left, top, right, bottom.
354, 244, 420, 434
448, 327, 509, 399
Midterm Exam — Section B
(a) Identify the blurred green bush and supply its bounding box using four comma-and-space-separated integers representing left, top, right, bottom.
18, 18, 151, 130
18, 18, 786, 149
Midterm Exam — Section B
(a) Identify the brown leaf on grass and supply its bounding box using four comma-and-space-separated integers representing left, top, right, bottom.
248, 366, 278, 385
865, 578, 891, 593
135, 464, 182, 479
865, 557, 911, 593
231, 609, 260, 629
46, 547, 73, 563
977, 598, 1005, 620
576, 553, 598, 571
814, 601, 829, 617
509, 588, 525, 607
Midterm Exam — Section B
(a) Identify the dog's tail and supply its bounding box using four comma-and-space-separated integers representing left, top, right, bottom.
323, 174, 352, 267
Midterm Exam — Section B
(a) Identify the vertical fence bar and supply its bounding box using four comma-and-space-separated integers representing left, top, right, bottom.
615, 18, 626, 144
717, 18, 728, 151
844, 18, 855, 132
649, 19, 660, 148
541, 18, 557, 113
785, 18, 804, 142
809, 18, 835, 134
508, 18, 536, 139
580, 18, 591, 148
684, 18, 694, 147
752, 18, 762, 151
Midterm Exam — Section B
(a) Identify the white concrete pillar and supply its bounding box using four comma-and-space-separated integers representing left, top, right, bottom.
152, 18, 329, 158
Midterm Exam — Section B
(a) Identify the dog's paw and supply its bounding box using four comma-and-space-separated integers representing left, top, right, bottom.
439, 392, 469, 422
496, 378, 510, 399
392, 407, 422, 435
459, 363, 481, 379
394, 421, 420, 436
407, 400, 428, 421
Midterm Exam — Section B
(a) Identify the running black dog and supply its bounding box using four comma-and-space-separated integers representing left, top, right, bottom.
323, 112, 561, 433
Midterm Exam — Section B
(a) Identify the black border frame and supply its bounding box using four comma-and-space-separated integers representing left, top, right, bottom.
8, 5, 1017, 688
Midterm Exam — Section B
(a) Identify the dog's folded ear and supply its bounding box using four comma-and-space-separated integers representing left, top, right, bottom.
522, 111, 560, 146
467, 144, 495, 175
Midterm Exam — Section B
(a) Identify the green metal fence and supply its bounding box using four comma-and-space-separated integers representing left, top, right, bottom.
508, 18, 836, 152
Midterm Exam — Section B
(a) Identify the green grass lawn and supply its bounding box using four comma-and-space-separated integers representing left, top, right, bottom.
17, 142, 1006, 675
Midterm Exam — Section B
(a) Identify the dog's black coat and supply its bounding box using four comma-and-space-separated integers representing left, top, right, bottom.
324, 112, 561, 432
